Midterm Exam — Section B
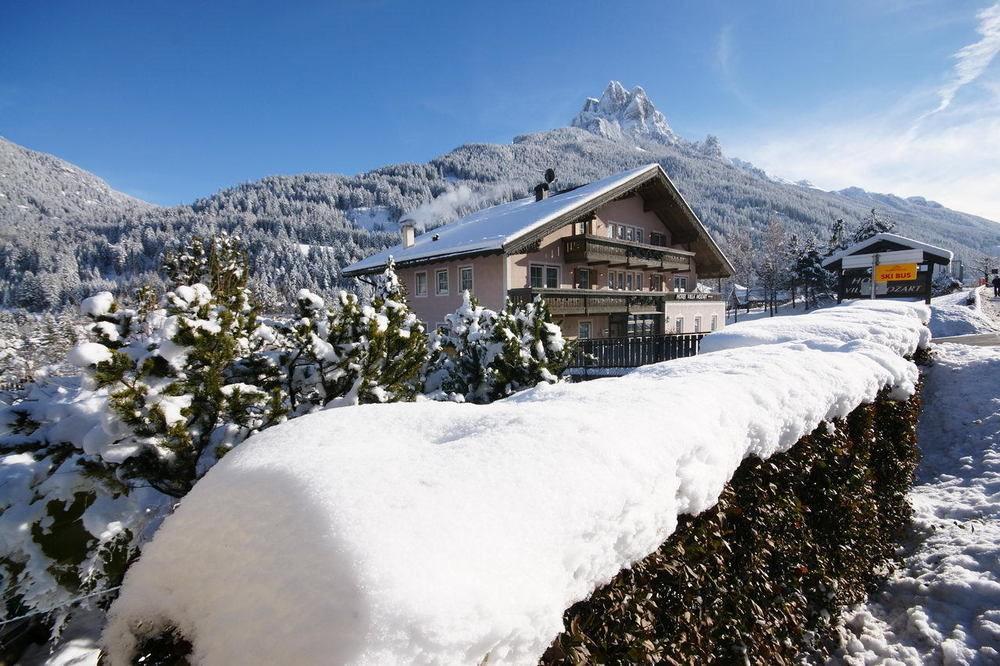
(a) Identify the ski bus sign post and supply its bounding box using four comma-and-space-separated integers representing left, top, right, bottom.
838, 249, 930, 303
824, 234, 952, 306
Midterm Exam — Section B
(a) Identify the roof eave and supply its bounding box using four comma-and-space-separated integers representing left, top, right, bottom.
342, 247, 505, 277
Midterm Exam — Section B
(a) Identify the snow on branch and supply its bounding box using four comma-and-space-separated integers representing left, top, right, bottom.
103, 302, 927, 665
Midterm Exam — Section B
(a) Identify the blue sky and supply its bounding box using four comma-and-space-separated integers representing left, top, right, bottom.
2, 1, 998, 220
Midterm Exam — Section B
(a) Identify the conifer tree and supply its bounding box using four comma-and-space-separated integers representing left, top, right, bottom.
827, 219, 848, 255
79, 234, 286, 496
280, 258, 428, 408
851, 208, 895, 243
489, 296, 573, 399
340, 258, 428, 405
425, 291, 499, 403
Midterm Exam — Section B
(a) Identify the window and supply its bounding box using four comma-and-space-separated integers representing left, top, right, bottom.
530, 264, 559, 289
651, 275, 663, 292
545, 266, 559, 288
607, 222, 644, 243
578, 321, 592, 339
576, 268, 590, 290
414, 271, 428, 297
459, 266, 473, 293
711, 315, 718, 331
530, 265, 544, 288
626, 273, 633, 290
436, 269, 449, 295
675, 317, 684, 334
673, 276, 688, 292
617, 272, 625, 290
607, 271, 615, 289
649, 232, 667, 247
694, 316, 702, 333
635, 273, 643, 290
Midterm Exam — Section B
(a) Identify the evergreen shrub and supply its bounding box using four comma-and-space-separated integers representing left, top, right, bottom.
541, 385, 922, 665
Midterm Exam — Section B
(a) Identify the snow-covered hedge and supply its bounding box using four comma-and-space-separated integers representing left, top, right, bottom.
102, 302, 928, 665
545, 387, 923, 663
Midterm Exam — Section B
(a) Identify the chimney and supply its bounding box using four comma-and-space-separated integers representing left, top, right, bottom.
400, 218, 415, 248
534, 167, 556, 202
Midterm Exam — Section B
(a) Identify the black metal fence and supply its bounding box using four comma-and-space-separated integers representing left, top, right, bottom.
571, 333, 706, 369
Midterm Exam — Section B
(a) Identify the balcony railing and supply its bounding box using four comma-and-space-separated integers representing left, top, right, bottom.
508, 288, 721, 316
563, 235, 693, 271
572, 333, 706, 369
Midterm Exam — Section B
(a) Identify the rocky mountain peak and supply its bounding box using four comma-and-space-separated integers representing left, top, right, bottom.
571, 81, 677, 145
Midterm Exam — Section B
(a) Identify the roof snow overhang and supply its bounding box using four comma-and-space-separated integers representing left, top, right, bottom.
822, 233, 953, 270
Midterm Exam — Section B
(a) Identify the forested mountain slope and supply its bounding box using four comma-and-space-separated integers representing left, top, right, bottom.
1, 83, 997, 311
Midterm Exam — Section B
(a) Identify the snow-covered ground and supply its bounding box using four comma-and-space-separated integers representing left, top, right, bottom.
101, 302, 926, 665
836, 289, 1000, 664
347, 205, 394, 232
728, 288, 992, 335
927, 289, 1000, 338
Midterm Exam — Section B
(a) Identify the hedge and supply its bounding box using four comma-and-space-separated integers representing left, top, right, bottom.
541, 385, 923, 665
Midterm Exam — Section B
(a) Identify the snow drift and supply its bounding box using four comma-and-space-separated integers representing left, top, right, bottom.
103, 302, 929, 665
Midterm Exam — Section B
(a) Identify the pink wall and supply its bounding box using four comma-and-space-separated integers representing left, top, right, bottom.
396, 254, 505, 328
507, 223, 575, 288
594, 197, 697, 286
664, 301, 726, 334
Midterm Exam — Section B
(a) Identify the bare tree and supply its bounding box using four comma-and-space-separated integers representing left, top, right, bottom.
754, 218, 790, 316
974, 253, 996, 283
725, 227, 756, 317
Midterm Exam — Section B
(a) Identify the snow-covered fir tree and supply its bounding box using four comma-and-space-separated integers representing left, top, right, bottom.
827, 218, 849, 255
0, 235, 288, 638
489, 296, 573, 399
793, 238, 833, 310
279, 259, 428, 408
425, 291, 499, 403
852, 208, 895, 243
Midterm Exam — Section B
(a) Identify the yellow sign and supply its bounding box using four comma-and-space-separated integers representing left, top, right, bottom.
875, 263, 918, 282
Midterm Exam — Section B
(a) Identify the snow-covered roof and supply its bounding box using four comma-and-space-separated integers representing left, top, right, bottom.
344, 164, 657, 275
823, 233, 953, 269
343, 163, 735, 277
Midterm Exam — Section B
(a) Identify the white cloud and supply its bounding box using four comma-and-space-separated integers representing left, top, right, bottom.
729, 5, 1000, 223
713, 24, 762, 114
931, 2, 1000, 115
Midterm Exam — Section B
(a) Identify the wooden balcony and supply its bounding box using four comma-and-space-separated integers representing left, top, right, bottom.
508, 288, 721, 316
572, 333, 705, 369
562, 235, 694, 271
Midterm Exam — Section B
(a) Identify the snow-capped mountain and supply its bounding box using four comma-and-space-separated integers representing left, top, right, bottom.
571, 81, 678, 145
0, 136, 150, 223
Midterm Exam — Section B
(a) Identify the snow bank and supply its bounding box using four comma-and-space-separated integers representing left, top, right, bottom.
926, 289, 999, 338
103, 302, 926, 665
837, 343, 1000, 663
701, 299, 930, 355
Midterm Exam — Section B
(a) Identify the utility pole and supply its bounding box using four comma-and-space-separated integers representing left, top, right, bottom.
871, 253, 880, 300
